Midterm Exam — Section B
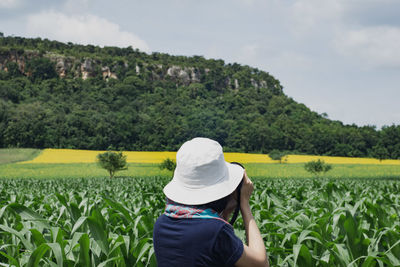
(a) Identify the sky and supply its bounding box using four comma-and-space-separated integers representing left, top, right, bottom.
1, 0, 399, 128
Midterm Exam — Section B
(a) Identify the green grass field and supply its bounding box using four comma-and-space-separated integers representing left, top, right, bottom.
245, 162, 400, 179
1, 162, 400, 179
0, 148, 41, 164
0, 163, 172, 179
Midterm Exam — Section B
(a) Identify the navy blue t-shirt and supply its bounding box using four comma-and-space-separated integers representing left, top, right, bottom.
153, 214, 244, 267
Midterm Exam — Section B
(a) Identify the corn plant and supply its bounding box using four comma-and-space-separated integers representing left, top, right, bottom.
0, 177, 399, 266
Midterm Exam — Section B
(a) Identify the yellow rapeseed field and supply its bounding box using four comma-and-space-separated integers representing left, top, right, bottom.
21, 148, 400, 165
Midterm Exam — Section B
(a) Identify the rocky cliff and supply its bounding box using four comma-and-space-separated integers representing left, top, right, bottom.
0, 48, 273, 90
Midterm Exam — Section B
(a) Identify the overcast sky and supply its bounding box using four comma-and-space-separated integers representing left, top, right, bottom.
1, 0, 399, 128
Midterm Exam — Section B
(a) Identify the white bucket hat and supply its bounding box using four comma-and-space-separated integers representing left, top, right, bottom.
163, 137, 244, 205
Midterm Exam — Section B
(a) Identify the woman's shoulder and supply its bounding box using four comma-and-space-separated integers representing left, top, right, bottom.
154, 214, 232, 241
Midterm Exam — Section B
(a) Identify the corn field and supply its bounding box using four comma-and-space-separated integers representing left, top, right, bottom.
0, 177, 399, 266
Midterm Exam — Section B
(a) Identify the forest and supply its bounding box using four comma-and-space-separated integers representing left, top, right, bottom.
0, 34, 399, 159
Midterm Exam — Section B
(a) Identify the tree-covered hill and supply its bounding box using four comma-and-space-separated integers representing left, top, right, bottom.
0, 34, 399, 159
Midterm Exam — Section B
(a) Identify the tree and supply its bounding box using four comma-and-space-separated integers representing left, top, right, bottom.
304, 159, 332, 176
97, 151, 127, 178
25, 57, 58, 82
269, 149, 288, 164
5, 62, 22, 78
371, 144, 389, 162
159, 158, 176, 171
2, 34, 400, 157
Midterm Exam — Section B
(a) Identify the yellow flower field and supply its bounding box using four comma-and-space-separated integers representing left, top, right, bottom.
21, 148, 400, 165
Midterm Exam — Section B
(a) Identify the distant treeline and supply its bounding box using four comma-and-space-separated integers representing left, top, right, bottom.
0, 34, 399, 159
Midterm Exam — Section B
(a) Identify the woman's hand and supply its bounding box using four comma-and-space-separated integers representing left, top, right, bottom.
235, 171, 269, 267
240, 170, 254, 206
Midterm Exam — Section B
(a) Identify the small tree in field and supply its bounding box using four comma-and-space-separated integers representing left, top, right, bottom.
159, 158, 176, 171
269, 149, 288, 164
371, 144, 389, 162
304, 159, 332, 176
97, 151, 127, 178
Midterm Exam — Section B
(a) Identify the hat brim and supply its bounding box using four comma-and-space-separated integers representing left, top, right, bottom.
163, 162, 244, 205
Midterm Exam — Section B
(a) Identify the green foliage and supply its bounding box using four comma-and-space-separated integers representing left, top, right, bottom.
0, 148, 41, 164
0, 177, 161, 266
96, 151, 127, 178
0, 177, 399, 266
304, 159, 333, 175
0, 35, 399, 159
268, 149, 288, 163
5, 61, 22, 77
25, 57, 58, 82
159, 158, 176, 171
372, 144, 390, 161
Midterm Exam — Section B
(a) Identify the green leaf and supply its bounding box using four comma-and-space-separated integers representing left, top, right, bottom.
293, 244, 312, 266
50, 227, 64, 246
343, 214, 357, 243
104, 198, 133, 223
7, 203, 50, 229
55, 193, 68, 207
0, 224, 33, 251
333, 244, 352, 265
30, 229, 47, 247
98, 256, 123, 267
320, 250, 331, 263
79, 233, 91, 267
0, 205, 7, 219
386, 251, 400, 266
136, 243, 151, 265
70, 202, 82, 222
71, 216, 87, 236
27, 243, 51, 267
87, 215, 109, 255
148, 247, 158, 267
47, 243, 63, 267
0, 250, 20, 267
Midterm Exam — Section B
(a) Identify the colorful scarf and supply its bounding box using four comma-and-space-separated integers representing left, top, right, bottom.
164, 201, 229, 224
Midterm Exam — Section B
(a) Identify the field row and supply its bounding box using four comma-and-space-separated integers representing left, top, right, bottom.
0, 177, 399, 266
2, 162, 400, 179
20, 148, 400, 165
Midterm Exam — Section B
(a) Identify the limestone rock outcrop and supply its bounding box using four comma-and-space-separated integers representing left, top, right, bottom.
0, 48, 271, 90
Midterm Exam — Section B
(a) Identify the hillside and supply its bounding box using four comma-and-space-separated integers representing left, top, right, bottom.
0, 34, 399, 158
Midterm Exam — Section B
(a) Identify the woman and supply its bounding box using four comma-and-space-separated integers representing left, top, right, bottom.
153, 137, 269, 267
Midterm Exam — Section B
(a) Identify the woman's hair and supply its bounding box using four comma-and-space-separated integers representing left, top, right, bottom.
166, 185, 236, 213
199, 194, 231, 213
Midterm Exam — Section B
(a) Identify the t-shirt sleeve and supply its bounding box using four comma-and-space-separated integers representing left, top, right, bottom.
213, 223, 244, 266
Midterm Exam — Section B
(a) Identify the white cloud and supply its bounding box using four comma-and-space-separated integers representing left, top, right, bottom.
289, 0, 344, 35
63, 0, 91, 13
0, 0, 21, 8
240, 44, 259, 59
26, 10, 150, 52
272, 51, 312, 71
237, 0, 255, 6
334, 26, 400, 68
231, 43, 262, 67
